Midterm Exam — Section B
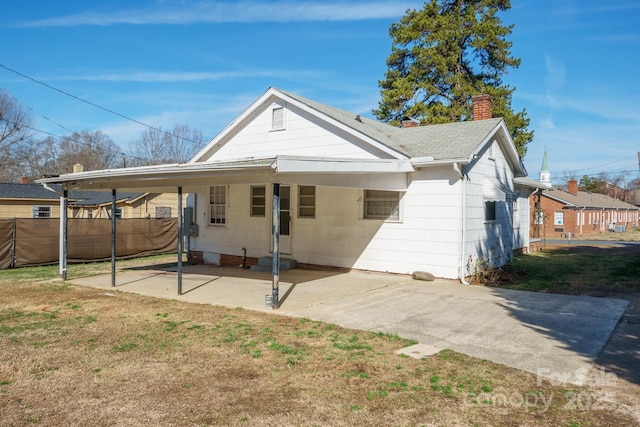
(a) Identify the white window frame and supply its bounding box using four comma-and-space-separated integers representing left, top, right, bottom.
32, 205, 51, 218
208, 185, 227, 226
298, 185, 316, 218
554, 211, 564, 226
271, 106, 285, 131
364, 190, 401, 221
250, 185, 266, 217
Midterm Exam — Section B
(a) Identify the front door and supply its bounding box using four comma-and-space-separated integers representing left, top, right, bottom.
279, 185, 292, 254
272, 185, 292, 254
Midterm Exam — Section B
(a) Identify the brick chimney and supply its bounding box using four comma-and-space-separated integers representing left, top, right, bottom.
73, 163, 84, 173
568, 179, 578, 195
472, 94, 493, 121
401, 117, 420, 128
20, 176, 28, 184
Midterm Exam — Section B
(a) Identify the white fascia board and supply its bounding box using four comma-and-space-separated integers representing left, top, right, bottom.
272, 156, 414, 173
411, 157, 470, 167
37, 158, 276, 187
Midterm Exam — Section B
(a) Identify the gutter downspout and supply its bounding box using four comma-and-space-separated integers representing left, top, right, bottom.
453, 163, 469, 284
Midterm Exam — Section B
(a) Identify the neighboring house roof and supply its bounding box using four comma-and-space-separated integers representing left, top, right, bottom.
0, 183, 61, 200
69, 191, 146, 207
0, 183, 145, 206
542, 188, 640, 210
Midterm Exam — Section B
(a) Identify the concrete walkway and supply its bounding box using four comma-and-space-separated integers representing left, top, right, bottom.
70, 264, 628, 385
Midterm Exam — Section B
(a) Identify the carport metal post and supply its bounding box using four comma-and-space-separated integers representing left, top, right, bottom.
59, 190, 68, 280
111, 189, 116, 287
177, 186, 183, 295
271, 183, 280, 308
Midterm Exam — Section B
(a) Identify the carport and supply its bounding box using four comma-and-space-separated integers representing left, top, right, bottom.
38, 155, 413, 308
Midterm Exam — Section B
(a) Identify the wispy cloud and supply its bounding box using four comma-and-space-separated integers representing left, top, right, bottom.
16, 1, 417, 28
42, 68, 327, 83
544, 54, 566, 93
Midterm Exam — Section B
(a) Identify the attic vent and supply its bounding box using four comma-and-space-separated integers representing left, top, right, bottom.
271, 106, 285, 130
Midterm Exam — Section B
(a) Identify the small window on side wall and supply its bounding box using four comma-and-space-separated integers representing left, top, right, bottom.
484, 201, 496, 222
298, 186, 316, 218
364, 190, 400, 221
251, 186, 266, 217
32, 205, 51, 218
271, 106, 284, 130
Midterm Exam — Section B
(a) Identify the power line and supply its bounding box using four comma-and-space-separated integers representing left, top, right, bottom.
0, 62, 205, 148
1, 89, 146, 164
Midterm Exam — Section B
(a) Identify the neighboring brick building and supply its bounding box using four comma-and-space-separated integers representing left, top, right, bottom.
530, 179, 640, 238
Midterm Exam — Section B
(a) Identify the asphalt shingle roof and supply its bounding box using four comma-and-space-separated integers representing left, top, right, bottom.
544, 188, 639, 210
0, 183, 144, 206
281, 89, 504, 160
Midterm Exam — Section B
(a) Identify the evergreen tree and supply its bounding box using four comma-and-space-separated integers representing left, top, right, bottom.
374, 0, 533, 157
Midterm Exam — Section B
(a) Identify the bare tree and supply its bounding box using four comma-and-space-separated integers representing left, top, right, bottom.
128, 124, 204, 166
0, 90, 34, 181
56, 130, 122, 173
557, 170, 577, 187
17, 136, 59, 180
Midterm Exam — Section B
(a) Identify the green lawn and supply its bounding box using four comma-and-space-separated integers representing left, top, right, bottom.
504, 245, 640, 295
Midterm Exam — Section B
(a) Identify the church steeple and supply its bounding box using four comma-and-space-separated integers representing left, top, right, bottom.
539, 149, 551, 186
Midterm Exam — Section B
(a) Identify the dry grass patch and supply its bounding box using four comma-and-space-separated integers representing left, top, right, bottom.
0, 269, 637, 426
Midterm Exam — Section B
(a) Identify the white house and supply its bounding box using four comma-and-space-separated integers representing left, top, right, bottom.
182, 88, 538, 279
39, 87, 541, 282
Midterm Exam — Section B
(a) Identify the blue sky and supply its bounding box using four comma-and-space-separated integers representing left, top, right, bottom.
1, 0, 639, 184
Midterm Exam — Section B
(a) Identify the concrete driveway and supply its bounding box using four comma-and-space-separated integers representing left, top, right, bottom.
70, 264, 628, 385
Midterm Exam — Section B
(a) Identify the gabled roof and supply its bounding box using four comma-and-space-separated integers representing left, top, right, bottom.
282, 89, 508, 161
191, 87, 525, 175
543, 188, 640, 210
0, 182, 145, 205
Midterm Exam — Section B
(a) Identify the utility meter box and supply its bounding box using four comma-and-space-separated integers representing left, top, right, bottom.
183, 207, 199, 237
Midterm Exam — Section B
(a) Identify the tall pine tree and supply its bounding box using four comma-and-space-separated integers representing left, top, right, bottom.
374, 0, 533, 157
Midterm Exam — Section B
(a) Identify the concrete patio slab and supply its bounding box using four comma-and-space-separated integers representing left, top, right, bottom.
69, 264, 628, 385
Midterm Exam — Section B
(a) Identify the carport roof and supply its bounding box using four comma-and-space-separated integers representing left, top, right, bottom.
37, 155, 415, 191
